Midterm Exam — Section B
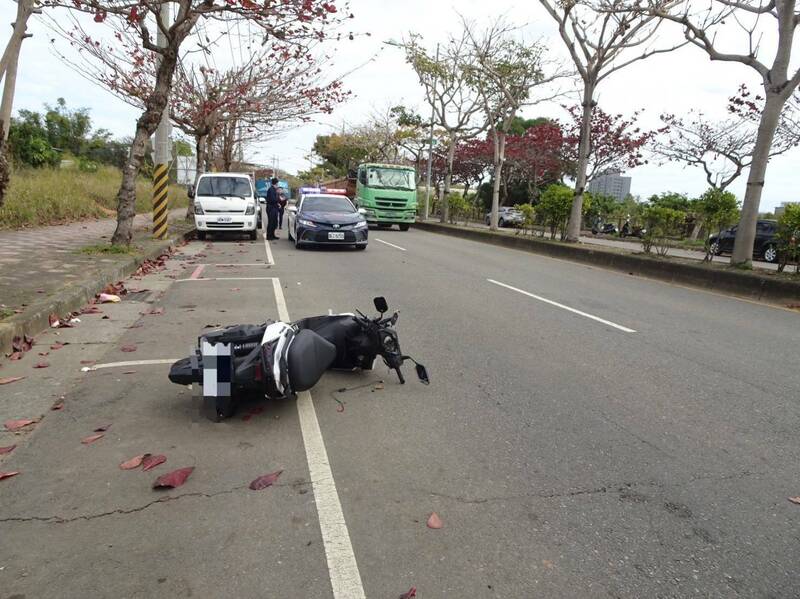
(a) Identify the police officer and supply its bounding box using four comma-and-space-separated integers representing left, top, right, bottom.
266, 177, 280, 240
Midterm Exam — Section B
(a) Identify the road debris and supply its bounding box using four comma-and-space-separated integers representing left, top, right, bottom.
4, 419, 36, 432
249, 470, 283, 491
142, 454, 167, 471
427, 512, 443, 529
153, 466, 194, 489
81, 433, 105, 445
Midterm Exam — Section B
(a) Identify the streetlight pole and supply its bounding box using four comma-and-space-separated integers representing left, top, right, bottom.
423, 43, 439, 222
152, 2, 172, 239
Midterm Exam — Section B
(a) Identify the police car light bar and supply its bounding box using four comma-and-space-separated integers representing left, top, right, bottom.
322, 188, 347, 195
298, 187, 321, 195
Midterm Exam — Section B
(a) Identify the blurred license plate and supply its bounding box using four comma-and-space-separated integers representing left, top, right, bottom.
328, 232, 345, 240
217, 216, 232, 223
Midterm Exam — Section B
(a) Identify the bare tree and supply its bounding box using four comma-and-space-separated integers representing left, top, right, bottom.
464, 19, 564, 230
397, 31, 486, 222
45, 0, 349, 245
652, 0, 800, 265
540, 0, 683, 241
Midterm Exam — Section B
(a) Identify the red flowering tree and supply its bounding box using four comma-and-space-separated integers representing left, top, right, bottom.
451, 137, 493, 195
506, 121, 564, 201
561, 105, 661, 184
45, 0, 349, 245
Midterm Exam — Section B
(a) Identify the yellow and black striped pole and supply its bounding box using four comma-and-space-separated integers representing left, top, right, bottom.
152, 163, 169, 239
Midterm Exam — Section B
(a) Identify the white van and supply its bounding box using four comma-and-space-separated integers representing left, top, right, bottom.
190, 172, 258, 240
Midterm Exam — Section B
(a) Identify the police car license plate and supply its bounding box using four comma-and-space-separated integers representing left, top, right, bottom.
217, 216, 232, 223
328, 232, 345, 240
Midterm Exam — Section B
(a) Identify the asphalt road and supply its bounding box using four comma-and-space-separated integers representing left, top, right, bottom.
1, 221, 798, 598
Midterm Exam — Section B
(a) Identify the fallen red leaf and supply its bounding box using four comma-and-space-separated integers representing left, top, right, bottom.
9, 352, 22, 361
120, 453, 150, 470
122, 370, 136, 374
427, 512, 443, 529
50, 342, 66, 350
94, 424, 112, 432
81, 432, 104, 445
0, 445, 16, 455
0, 376, 25, 385
0, 471, 20, 481
153, 466, 194, 489
49, 313, 60, 326
249, 469, 283, 491
80, 305, 103, 315
230, 287, 240, 291
33, 362, 50, 369
4, 419, 36, 432
120, 344, 137, 352
142, 454, 166, 471
789, 497, 800, 505
399, 587, 417, 599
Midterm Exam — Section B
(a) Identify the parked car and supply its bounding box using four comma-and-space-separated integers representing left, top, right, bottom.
190, 173, 258, 241
708, 220, 779, 263
485, 207, 524, 228
287, 193, 368, 250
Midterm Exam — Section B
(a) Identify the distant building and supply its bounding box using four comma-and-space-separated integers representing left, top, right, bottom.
588, 173, 632, 202
775, 201, 799, 218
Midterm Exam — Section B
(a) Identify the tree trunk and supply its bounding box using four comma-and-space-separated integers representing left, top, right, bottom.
440, 132, 456, 223
489, 132, 506, 231
186, 133, 207, 218
111, 15, 197, 245
690, 220, 702, 241
566, 82, 595, 242
731, 91, 785, 266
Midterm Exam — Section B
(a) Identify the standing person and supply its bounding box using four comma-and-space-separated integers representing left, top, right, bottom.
266, 177, 280, 240
278, 187, 287, 230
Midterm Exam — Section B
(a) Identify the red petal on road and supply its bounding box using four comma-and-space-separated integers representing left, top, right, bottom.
9, 352, 22, 361
49, 313, 60, 326
141, 454, 166, 471
94, 424, 112, 432
0, 376, 25, 385
33, 362, 50, 369
4, 419, 35, 431
789, 497, 800, 505
0, 471, 20, 481
120, 344, 137, 352
426, 512, 443, 529
153, 466, 194, 489
230, 288, 240, 291
249, 469, 283, 491
81, 433, 104, 445
120, 453, 149, 470
0, 444, 16, 454
50, 342, 66, 350
399, 587, 417, 599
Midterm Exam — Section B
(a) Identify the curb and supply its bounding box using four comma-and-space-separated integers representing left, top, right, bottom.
0, 226, 196, 355
415, 222, 800, 305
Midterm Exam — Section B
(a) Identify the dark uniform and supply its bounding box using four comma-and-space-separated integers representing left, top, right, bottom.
266, 184, 280, 240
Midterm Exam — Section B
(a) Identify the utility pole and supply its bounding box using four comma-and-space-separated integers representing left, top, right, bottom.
152, 1, 172, 240
1, 0, 38, 141
423, 43, 439, 222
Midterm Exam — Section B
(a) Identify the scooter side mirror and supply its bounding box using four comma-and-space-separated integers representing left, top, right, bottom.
373, 296, 388, 314
415, 363, 430, 385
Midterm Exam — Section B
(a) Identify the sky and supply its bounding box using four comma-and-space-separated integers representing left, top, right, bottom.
11, 0, 800, 211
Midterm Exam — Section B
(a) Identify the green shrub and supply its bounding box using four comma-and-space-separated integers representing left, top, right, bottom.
538, 184, 573, 239
640, 205, 685, 255
776, 204, 800, 273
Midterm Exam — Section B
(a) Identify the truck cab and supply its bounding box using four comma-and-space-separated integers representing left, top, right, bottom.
191, 172, 258, 240
355, 163, 417, 231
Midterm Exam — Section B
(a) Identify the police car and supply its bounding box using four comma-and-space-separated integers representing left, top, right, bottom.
287, 187, 368, 250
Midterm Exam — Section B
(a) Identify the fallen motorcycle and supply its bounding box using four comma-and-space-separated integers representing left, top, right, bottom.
168, 297, 429, 420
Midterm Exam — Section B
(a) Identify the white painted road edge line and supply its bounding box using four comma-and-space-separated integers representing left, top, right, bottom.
271, 278, 366, 599
487, 278, 637, 333
81, 359, 179, 372
374, 238, 407, 251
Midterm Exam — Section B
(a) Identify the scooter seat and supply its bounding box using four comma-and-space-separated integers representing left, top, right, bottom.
287, 329, 337, 392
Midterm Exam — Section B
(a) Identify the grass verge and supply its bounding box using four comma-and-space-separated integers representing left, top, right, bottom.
0, 166, 187, 229
78, 243, 140, 255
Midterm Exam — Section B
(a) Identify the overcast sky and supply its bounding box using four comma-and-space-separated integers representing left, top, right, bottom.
12, 0, 800, 211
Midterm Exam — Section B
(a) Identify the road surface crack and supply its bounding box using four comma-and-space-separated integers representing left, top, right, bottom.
0, 486, 246, 524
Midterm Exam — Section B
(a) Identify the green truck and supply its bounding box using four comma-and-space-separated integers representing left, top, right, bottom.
326, 163, 417, 230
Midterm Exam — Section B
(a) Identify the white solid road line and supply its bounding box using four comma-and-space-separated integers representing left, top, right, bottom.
81, 359, 178, 372
271, 278, 366, 599
374, 238, 407, 251
487, 279, 637, 333
175, 276, 276, 282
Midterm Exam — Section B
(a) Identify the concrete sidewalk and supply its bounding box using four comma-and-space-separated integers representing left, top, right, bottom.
0, 209, 192, 353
